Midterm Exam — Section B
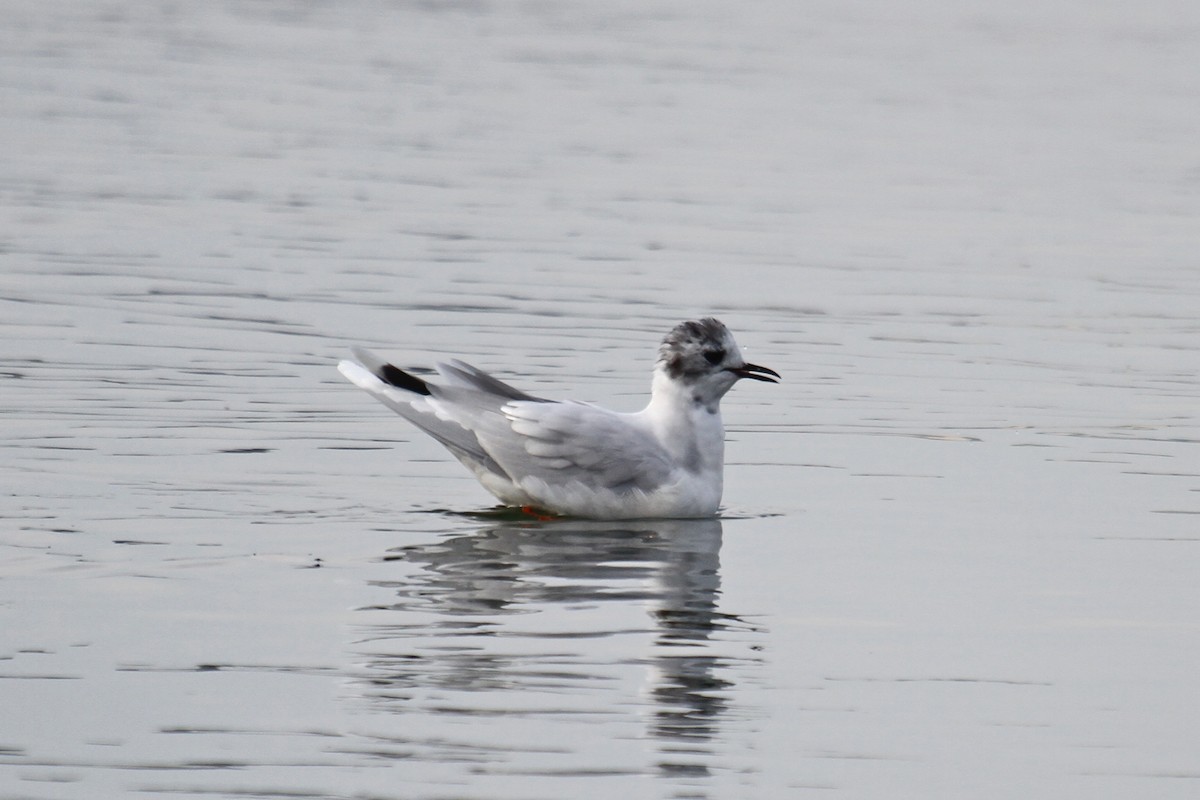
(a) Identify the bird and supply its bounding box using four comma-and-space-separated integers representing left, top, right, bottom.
337, 318, 779, 519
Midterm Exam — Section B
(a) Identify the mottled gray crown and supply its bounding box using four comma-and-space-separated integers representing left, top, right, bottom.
658, 317, 737, 381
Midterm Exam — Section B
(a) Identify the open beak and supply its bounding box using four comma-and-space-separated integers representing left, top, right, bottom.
729, 363, 781, 383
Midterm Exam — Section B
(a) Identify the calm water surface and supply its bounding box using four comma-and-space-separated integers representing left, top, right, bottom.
3, 1, 1199, 798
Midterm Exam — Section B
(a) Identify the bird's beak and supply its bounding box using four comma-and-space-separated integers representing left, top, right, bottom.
730, 363, 780, 383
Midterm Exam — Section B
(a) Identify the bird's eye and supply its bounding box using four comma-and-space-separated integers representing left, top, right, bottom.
704, 349, 725, 365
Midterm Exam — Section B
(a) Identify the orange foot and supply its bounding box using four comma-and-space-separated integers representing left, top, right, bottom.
519, 505, 560, 521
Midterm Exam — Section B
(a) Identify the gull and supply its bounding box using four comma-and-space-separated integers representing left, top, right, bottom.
337, 318, 779, 519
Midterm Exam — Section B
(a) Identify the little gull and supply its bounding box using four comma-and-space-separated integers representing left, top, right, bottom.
337, 318, 778, 519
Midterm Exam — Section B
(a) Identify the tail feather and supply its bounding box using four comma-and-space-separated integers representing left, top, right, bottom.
337, 349, 511, 482
348, 347, 430, 395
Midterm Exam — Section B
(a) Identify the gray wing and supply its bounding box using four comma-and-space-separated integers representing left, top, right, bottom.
468, 400, 677, 494
437, 359, 544, 402
339, 350, 674, 494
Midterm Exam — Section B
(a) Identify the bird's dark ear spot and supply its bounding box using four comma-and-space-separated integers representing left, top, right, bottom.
663, 353, 686, 379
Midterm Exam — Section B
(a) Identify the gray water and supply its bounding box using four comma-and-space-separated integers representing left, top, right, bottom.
3, 1, 1199, 798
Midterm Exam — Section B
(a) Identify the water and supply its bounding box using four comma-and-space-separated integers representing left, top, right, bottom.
3, 1, 1199, 798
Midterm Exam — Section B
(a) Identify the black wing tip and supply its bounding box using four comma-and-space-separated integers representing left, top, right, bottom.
378, 363, 432, 396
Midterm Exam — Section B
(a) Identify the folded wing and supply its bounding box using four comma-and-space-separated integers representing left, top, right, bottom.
338, 350, 675, 497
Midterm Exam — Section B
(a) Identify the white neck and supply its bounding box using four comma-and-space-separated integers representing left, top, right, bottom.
642, 367, 727, 474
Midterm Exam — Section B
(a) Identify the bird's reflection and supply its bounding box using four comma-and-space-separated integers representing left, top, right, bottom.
357, 515, 761, 780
